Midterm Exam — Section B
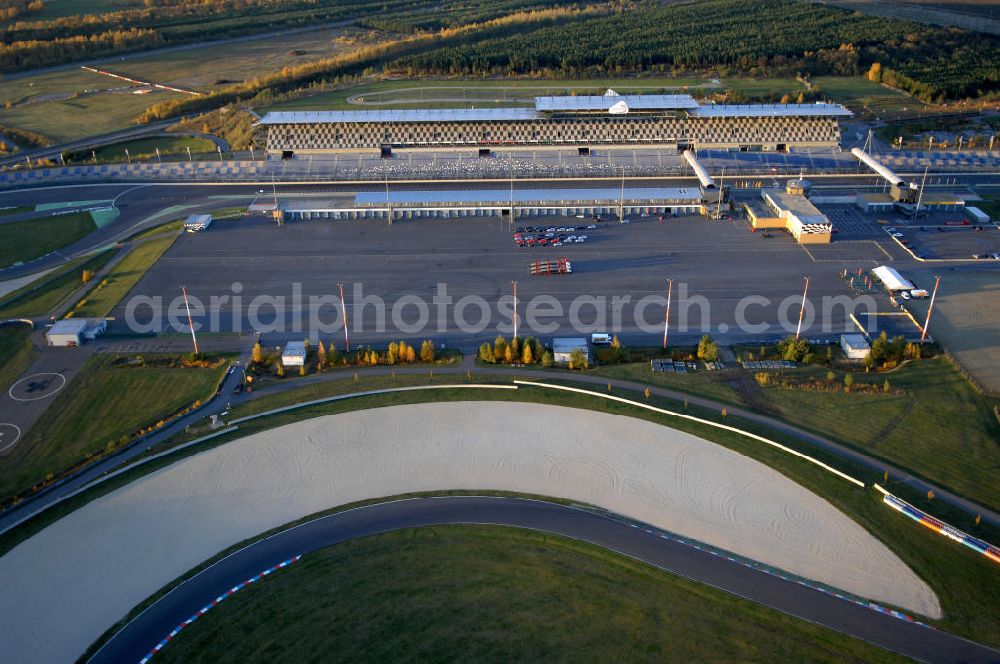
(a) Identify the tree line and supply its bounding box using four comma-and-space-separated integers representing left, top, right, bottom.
389, 0, 998, 101
0, 0, 42, 22
0, 0, 429, 73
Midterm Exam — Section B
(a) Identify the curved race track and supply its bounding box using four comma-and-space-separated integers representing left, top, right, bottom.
89, 497, 999, 664
0, 402, 942, 662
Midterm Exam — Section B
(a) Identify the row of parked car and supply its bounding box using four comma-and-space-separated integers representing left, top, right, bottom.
514, 224, 596, 248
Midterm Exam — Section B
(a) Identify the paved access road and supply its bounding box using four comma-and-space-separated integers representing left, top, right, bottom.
87, 496, 1000, 664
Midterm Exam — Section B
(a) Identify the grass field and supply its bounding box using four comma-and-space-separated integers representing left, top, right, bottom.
0, 325, 36, 392
0, 205, 30, 217
68, 136, 216, 163
594, 355, 1000, 511
0, 353, 228, 503
811, 76, 925, 117
0, 67, 182, 143
260, 77, 721, 112
0, 211, 96, 268
156, 525, 909, 664
107, 26, 382, 94
0, 250, 117, 319
70, 234, 177, 318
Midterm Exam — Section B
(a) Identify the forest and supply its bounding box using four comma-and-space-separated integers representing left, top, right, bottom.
0, 0, 432, 72
392, 0, 999, 101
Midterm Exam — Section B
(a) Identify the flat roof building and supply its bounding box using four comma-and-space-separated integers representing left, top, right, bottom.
255, 94, 851, 155
281, 340, 306, 367
46, 318, 107, 347
552, 337, 589, 365
281, 187, 705, 222
840, 334, 871, 360
183, 214, 212, 232
761, 189, 832, 244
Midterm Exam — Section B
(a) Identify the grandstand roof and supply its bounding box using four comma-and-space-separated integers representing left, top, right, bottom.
691, 103, 852, 118
354, 187, 703, 206
534, 94, 699, 111
258, 109, 539, 124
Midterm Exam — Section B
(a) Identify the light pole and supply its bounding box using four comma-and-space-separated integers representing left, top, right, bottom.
512, 280, 518, 342
182, 286, 199, 355
795, 276, 810, 340
662, 279, 673, 349
920, 275, 941, 345
338, 283, 350, 352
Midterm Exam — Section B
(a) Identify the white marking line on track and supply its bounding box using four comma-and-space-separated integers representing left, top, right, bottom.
8, 372, 67, 402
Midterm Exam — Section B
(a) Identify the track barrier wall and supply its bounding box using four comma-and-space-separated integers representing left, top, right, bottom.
874, 484, 1000, 565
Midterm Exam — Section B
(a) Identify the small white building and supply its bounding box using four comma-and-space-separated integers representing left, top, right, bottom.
552, 337, 589, 365
965, 206, 991, 224
46, 318, 107, 347
871, 265, 914, 292
281, 340, 306, 367
840, 334, 871, 360
183, 214, 212, 232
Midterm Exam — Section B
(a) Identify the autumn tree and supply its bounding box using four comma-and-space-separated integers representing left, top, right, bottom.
541, 350, 554, 368
479, 343, 495, 364
251, 341, 263, 365
696, 334, 719, 362
420, 339, 435, 363
522, 342, 534, 365
317, 340, 327, 368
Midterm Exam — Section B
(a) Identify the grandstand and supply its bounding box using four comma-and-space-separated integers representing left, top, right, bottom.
255, 93, 851, 156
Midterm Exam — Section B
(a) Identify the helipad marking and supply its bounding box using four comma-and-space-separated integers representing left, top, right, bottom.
8, 372, 67, 402
0, 423, 22, 455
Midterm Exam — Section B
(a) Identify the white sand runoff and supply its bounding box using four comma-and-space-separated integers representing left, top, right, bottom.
0, 402, 940, 663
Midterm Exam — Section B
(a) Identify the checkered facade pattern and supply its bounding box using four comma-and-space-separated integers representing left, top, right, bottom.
257, 115, 842, 152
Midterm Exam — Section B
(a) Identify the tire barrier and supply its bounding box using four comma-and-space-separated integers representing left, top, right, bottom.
875, 485, 1000, 565
513, 380, 866, 488
139, 555, 301, 664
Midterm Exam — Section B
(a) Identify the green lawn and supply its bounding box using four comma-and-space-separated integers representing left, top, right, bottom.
0, 211, 97, 268
0, 249, 117, 319
261, 77, 719, 112
0, 353, 228, 503
0, 66, 182, 143
155, 526, 909, 664
69, 136, 217, 164
594, 357, 1000, 511
811, 76, 923, 117
0, 205, 30, 217
70, 234, 177, 318
722, 77, 805, 98
0, 325, 36, 392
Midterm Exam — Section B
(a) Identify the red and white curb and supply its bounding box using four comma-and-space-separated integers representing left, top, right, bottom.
139, 555, 302, 663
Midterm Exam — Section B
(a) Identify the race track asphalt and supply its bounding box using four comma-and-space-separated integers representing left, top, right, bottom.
87, 496, 1000, 664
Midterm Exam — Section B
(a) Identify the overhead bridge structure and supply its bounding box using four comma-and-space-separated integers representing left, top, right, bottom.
851, 147, 918, 203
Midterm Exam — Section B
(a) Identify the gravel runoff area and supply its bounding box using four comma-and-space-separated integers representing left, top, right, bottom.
0, 402, 939, 663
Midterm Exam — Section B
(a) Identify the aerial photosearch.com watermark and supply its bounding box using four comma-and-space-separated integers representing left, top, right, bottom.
122, 282, 880, 340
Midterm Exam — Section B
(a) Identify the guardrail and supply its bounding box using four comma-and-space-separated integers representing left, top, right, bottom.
873, 484, 1000, 564
512, 380, 865, 488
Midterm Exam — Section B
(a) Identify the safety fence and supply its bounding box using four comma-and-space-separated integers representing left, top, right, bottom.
874, 485, 1000, 565
512, 380, 865, 488
138, 555, 302, 664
